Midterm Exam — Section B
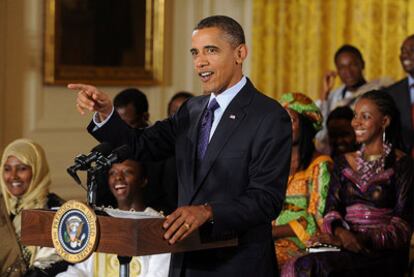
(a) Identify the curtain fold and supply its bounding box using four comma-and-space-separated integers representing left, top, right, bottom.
252, 0, 414, 101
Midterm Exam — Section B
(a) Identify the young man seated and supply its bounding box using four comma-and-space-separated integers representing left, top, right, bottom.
58, 160, 171, 277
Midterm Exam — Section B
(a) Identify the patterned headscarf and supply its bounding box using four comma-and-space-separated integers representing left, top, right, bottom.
0, 138, 51, 216
279, 92, 323, 131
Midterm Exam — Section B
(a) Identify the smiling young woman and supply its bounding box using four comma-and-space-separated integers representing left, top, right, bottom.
0, 138, 69, 276
291, 90, 414, 277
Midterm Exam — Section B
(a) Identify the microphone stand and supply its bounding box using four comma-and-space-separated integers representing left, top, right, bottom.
117, 256, 132, 277
86, 169, 98, 207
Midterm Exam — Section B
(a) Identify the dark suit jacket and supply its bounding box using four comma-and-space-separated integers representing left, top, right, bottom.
143, 157, 178, 215
88, 79, 292, 277
385, 78, 414, 153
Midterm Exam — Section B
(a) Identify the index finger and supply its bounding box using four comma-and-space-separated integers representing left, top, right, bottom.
67, 83, 92, 91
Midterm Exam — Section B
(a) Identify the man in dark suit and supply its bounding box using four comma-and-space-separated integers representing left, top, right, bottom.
385, 34, 414, 156
69, 15, 291, 277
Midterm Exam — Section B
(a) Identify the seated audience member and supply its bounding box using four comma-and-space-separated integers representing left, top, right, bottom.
315, 45, 392, 154
292, 90, 414, 277
0, 138, 68, 276
57, 159, 171, 277
272, 93, 333, 271
385, 34, 414, 157
113, 88, 149, 129
167, 91, 194, 117
326, 106, 357, 158
95, 88, 150, 208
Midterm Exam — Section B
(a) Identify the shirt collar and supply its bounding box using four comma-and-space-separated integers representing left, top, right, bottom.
208, 76, 247, 111
408, 75, 414, 88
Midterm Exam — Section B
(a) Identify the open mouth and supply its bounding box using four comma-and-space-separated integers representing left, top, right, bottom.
354, 130, 366, 136
403, 59, 413, 67
113, 183, 127, 194
11, 181, 24, 188
199, 71, 213, 82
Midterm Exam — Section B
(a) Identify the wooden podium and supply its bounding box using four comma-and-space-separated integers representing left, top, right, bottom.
21, 209, 238, 257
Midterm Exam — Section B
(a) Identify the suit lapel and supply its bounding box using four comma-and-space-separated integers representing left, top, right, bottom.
400, 78, 413, 126
185, 96, 209, 198
188, 80, 255, 204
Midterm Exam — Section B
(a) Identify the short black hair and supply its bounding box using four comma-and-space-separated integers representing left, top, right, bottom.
168, 91, 193, 108
113, 88, 148, 115
194, 15, 245, 47
334, 44, 365, 68
405, 34, 414, 42
327, 106, 354, 125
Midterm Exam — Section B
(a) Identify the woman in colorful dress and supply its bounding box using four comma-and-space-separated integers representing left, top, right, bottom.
273, 93, 333, 271
293, 90, 414, 277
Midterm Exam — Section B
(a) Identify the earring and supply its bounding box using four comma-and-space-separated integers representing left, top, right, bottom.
382, 129, 386, 144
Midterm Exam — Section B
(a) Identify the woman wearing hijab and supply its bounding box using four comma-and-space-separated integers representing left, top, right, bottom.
272, 93, 333, 273
0, 138, 68, 276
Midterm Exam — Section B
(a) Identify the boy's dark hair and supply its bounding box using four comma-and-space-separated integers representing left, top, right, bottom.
334, 44, 365, 68
114, 88, 148, 115
327, 106, 354, 125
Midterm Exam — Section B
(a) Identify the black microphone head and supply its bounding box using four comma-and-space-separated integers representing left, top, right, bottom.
111, 144, 131, 163
91, 142, 113, 155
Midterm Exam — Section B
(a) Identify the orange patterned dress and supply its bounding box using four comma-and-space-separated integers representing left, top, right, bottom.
274, 155, 332, 266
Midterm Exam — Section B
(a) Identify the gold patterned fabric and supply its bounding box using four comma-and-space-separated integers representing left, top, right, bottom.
94, 253, 142, 277
252, 0, 414, 100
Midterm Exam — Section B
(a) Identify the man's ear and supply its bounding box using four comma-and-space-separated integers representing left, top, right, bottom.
143, 112, 150, 122
235, 44, 248, 64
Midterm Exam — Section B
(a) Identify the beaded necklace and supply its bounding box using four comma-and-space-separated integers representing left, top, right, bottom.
356, 142, 392, 187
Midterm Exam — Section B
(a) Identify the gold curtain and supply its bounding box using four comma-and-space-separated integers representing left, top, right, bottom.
251, 0, 414, 101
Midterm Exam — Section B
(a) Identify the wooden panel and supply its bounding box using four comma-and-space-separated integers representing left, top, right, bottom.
21, 209, 237, 256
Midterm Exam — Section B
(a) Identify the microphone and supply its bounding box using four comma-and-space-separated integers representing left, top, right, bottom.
67, 142, 113, 184
96, 144, 131, 170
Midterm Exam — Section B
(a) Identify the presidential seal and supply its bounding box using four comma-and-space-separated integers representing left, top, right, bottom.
51, 200, 98, 263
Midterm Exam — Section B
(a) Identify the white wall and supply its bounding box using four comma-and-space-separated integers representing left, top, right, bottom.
0, 0, 253, 200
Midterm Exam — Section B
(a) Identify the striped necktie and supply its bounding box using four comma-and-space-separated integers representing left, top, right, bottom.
197, 98, 220, 160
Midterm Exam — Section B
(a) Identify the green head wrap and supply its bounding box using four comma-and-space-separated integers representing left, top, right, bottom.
279, 92, 323, 131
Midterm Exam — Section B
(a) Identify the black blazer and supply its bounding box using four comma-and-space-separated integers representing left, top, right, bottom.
88, 79, 292, 277
385, 78, 414, 153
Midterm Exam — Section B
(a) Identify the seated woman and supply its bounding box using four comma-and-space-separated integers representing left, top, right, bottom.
58, 159, 171, 277
273, 93, 333, 271
0, 138, 68, 276
292, 90, 414, 277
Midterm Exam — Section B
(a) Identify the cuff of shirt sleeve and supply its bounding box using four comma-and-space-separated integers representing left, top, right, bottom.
93, 107, 115, 129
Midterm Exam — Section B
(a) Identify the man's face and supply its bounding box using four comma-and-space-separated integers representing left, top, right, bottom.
400, 37, 414, 77
116, 103, 146, 129
335, 52, 364, 89
191, 27, 246, 95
